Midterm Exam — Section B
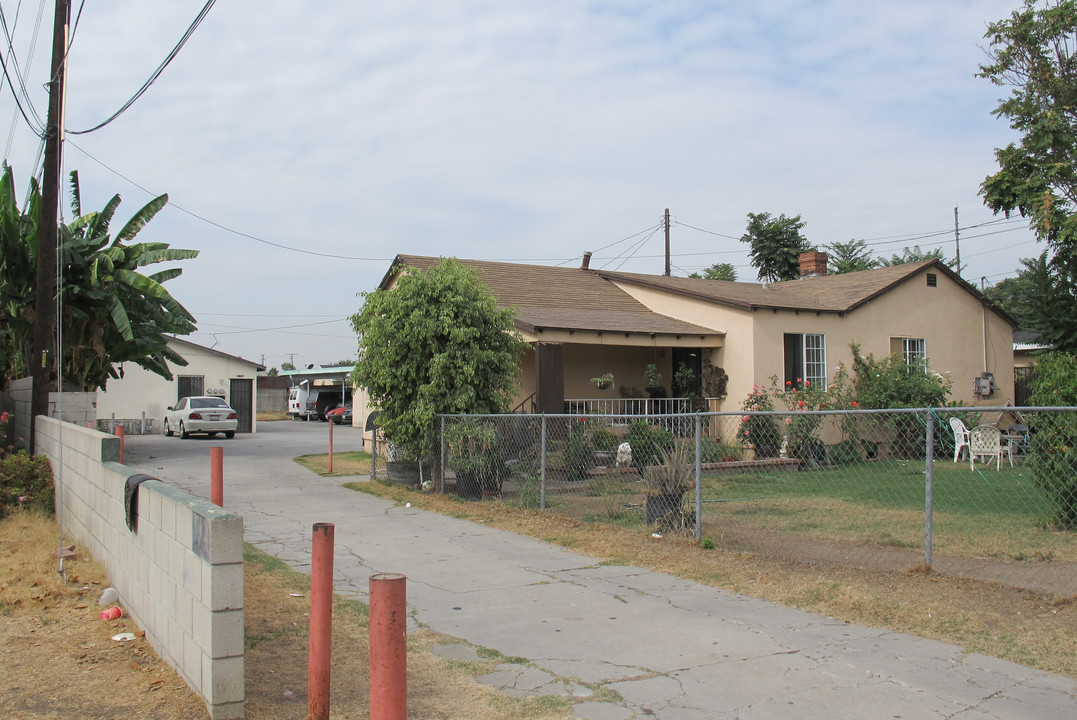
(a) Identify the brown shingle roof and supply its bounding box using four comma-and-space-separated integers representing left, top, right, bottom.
595, 260, 954, 313
386, 255, 719, 336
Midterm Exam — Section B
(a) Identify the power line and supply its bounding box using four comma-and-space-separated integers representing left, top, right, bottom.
66, 139, 394, 260
67, 0, 216, 135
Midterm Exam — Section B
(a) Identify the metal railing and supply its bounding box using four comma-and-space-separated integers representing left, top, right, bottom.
426, 407, 1077, 596
563, 397, 715, 416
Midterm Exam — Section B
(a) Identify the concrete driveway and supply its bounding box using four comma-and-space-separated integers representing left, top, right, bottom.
122, 421, 1077, 720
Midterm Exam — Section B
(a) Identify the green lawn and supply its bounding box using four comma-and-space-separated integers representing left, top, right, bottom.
695, 459, 1074, 561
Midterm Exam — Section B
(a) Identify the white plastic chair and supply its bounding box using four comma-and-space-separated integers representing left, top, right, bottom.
969, 425, 1010, 471
949, 417, 970, 462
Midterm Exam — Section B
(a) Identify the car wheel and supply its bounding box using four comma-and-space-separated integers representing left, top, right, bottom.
164, 420, 173, 437
224, 431, 235, 439
180, 421, 190, 439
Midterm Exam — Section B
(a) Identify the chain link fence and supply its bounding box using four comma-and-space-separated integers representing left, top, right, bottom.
404, 408, 1077, 595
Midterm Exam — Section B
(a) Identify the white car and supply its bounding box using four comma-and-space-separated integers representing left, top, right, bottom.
164, 396, 239, 439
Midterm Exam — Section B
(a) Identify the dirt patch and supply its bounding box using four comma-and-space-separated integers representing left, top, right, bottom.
2, 511, 575, 720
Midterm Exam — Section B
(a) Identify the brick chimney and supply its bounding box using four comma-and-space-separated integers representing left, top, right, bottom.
799, 251, 828, 278
581, 251, 592, 270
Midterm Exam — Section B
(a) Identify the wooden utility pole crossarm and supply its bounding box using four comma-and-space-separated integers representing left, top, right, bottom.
30, 0, 70, 445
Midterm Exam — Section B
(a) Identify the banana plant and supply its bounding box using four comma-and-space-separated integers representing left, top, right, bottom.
0, 165, 200, 391
0, 165, 41, 380
59, 171, 199, 390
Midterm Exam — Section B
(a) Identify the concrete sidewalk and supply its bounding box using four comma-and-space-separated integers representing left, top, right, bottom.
124, 426, 1076, 719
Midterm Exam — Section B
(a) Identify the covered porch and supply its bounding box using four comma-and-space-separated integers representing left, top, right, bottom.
513, 325, 727, 414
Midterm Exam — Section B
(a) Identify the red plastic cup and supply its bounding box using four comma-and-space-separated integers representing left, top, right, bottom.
99, 606, 122, 621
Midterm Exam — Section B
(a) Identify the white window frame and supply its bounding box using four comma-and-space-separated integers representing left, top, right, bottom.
784, 332, 827, 389
902, 337, 926, 365
803, 333, 827, 387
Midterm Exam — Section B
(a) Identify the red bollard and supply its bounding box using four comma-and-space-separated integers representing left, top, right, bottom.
308, 523, 335, 720
210, 446, 224, 507
114, 425, 125, 463
370, 573, 407, 720
328, 416, 334, 474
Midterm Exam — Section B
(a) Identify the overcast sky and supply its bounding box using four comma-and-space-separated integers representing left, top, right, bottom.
0, 0, 1039, 369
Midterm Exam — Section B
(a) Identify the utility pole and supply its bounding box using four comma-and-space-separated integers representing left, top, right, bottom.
954, 206, 961, 278
663, 208, 670, 276
30, 0, 70, 447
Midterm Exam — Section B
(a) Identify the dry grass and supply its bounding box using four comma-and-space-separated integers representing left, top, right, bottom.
2, 510, 574, 720
294, 451, 372, 476
349, 478, 1077, 679
0, 510, 209, 719
256, 411, 290, 422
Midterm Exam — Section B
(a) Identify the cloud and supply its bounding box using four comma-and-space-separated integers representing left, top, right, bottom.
1, 0, 1037, 363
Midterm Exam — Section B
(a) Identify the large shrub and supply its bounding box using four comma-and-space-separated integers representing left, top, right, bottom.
1026, 352, 1077, 529
626, 420, 675, 468
351, 258, 528, 461
736, 384, 782, 457
850, 344, 952, 459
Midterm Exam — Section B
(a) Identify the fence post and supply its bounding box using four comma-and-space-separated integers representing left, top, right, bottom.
540, 414, 547, 511
308, 522, 335, 720
369, 573, 407, 720
924, 408, 934, 567
210, 446, 224, 507
440, 416, 446, 493
694, 413, 702, 542
373, 428, 379, 479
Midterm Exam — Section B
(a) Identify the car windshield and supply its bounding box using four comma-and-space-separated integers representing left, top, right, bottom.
191, 398, 229, 409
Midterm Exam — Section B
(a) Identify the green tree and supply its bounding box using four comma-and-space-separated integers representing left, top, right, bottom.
983, 256, 1045, 333
824, 239, 878, 274
688, 262, 737, 281
876, 245, 954, 268
280, 362, 296, 371
0, 167, 197, 390
979, 0, 1077, 259
351, 258, 528, 461
740, 212, 812, 282
1026, 351, 1077, 528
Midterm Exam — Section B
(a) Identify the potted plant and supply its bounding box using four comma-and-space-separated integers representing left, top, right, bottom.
642, 442, 693, 524
644, 363, 666, 399
445, 418, 498, 500
590, 372, 614, 391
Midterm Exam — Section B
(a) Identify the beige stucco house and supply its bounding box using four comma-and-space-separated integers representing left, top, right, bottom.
95, 336, 263, 434
359, 252, 1014, 432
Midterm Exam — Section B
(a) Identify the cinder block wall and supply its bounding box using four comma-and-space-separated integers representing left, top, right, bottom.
9, 379, 98, 449
36, 417, 245, 720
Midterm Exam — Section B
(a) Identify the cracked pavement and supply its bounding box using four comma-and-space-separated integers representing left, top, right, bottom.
123, 421, 1077, 719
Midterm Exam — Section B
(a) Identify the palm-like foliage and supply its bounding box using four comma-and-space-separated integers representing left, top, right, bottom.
0, 165, 199, 390
60, 171, 198, 390
0, 165, 40, 379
